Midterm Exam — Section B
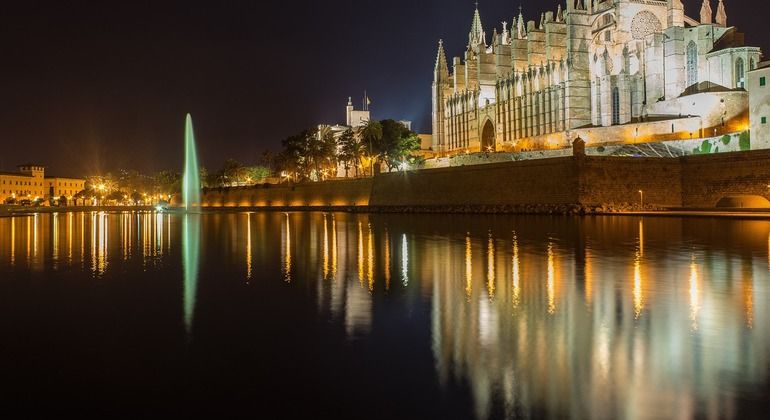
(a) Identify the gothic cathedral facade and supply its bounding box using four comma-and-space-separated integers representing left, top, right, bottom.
431, 0, 761, 153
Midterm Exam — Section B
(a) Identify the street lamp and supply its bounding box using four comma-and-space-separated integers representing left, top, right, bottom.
638, 190, 644, 209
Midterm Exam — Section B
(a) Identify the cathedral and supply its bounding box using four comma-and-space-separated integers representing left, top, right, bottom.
431, 0, 761, 153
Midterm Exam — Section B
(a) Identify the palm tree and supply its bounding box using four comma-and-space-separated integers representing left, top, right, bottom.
338, 128, 366, 177
360, 119, 382, 176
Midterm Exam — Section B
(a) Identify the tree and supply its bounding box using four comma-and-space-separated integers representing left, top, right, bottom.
244, 166, 271, 183
154, 170, 181, 197
374, 119, 421, 172
308, 126, 338, 180
360, 119, 383, 176
338, 128, 366, 177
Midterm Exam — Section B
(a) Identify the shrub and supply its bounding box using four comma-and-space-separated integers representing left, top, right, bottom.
739, 131, 751, 151
700, 140, 712, 154
721, 135, 731, 146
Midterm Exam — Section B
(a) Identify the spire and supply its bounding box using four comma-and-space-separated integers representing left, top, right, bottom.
469, 3, 485, 47
517, 6, 526, 39
716, 0, 727, 27
700, 0, 713, 24
556, 3, 564, 22
539, 13, 545, 30
434, 39, 449, 80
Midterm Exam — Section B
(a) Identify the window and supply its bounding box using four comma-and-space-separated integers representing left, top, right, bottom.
612, 87, 620, 125
761, 77, 766, 87
736, 58, 745, 89
762, 117, 768, 125
686, 41, 698, 87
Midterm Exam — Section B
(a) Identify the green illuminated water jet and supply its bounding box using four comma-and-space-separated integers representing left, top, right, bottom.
182, 213, 200, 337
183, 114, 201, 212
181, 114, 201, 338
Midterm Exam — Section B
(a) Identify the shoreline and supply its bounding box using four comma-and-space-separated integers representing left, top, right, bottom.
5, 205, 769, 220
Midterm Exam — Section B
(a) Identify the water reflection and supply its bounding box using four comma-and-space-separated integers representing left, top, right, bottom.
183, 214, 200, 336
1, 213, 769, 419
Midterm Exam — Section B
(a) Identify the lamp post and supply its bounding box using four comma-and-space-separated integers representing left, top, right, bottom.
638, 190, 644, 209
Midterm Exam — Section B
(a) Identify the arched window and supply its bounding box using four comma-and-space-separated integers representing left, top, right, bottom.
751, 58, 756, 71
612, 87, 620, 125
736, 58, 745, 89
686, 41, 698, 87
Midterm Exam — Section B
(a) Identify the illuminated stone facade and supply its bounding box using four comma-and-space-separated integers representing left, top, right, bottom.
432, 0, 761, 153
0, 164, 85, 204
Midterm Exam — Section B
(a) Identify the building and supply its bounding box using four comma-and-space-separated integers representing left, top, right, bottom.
432, 0, 761, 154
345, 97, 372, 128
0, 164, 85, 205
749, 61, 770, 149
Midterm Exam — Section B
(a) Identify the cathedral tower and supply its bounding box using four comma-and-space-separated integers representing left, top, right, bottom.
432, 40, 450, 152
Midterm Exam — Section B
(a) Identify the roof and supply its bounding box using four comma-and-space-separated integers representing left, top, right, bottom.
711, 28, 745, 53
0, 171, 33, 177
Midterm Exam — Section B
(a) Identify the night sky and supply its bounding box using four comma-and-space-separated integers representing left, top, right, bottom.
0, 0, 764, 176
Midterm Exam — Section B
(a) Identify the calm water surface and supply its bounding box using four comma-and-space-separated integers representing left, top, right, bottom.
1, 211, 769, 418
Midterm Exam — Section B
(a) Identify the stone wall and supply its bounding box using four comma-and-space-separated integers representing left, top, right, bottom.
578, 156, 683, 207
681, 150, 770, 207
200, 149, 770, 212
201, 178, 373, 208
370, 158, 579, 208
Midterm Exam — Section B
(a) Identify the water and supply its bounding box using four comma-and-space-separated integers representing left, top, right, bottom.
1, 212, 769, 418
183, 114, 200, 211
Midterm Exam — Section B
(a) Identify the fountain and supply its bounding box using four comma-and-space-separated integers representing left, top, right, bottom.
183, 113, 201, 212
181, 114, 201, 338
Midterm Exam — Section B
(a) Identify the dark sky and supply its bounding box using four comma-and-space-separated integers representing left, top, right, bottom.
0, 0, 763, 176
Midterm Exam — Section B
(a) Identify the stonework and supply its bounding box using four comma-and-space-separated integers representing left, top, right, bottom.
432, 0, 761, 154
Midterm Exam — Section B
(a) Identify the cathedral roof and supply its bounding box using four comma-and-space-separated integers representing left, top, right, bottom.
711, 27, 745, 53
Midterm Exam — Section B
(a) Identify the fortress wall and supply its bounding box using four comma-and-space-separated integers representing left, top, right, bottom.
201, 178, 373, 208
200, 150, 770, 211
680, 149, 770, 207
579, 156, 683, 207
369, 157, 579, 207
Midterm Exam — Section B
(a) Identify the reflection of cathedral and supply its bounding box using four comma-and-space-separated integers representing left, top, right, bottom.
432, 0, 761, 153
429, 219, 770, 419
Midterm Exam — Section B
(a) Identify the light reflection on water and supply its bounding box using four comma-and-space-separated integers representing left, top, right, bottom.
0, 211, 769, 418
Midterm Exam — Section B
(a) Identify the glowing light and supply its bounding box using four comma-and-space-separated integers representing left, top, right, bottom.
401, 233, 408, 287
512, 232, 520, 308
465, 233, 472, 300
487, 231, 495, 299
689, 257, 700, 331
322, 215, 329, 280
745, 276, 754, 329
282, 213, 292, 282
634, 219, 644, 319
357, 221, 364, 285
331, 216, 337, 280
367, 223, 374, 292
10, 217, 15, 266
547, 242, 555, 315
246, 214, 252, 281
384, 228, 391, 290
